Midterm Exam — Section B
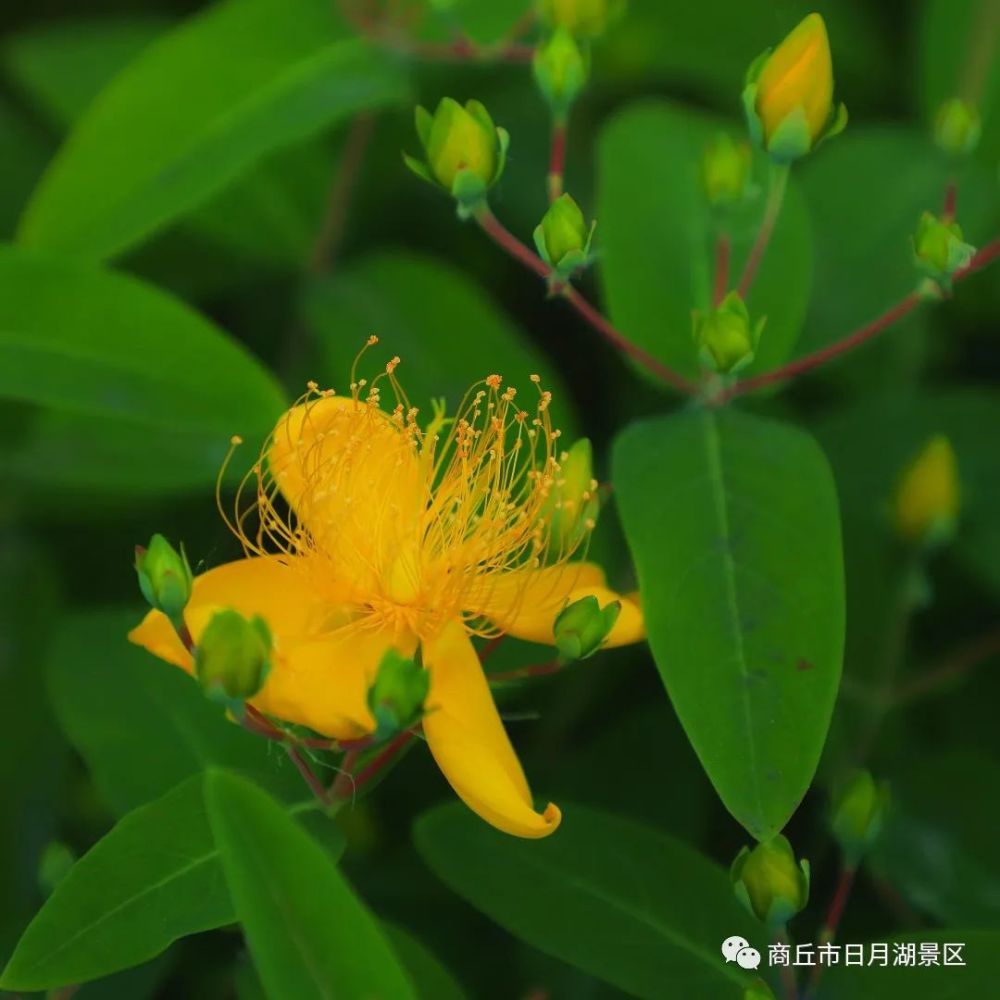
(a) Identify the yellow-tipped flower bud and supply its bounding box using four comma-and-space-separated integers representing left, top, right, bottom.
134, 534, 193, 626
543, 438, 600, 550
533, 28, 590, 120
195, 609, 272, 705
533, 194, 595, 279
913, 211, 976, 288
693, 291, 765, 375
731, 835, 810, 928
404, 98, 509, 216
367, 649, 430, 742
538, 0, 625, 39
934, 98, 981, 157
743, 13, 847, 162
830, 769, 889, 865
702, 133, 753, 207
892, 434, 961, 547
553, 595, 621, 661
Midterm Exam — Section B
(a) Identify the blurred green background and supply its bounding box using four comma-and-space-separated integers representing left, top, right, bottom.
1, 0, 999, 997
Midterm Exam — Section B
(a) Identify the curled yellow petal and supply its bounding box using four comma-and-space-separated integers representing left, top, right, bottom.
756, 13, 834, 144
423, 620, 560, 838
473, 562, 644, 648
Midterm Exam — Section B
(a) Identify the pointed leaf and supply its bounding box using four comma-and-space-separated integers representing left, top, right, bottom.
612, 408, 845, 839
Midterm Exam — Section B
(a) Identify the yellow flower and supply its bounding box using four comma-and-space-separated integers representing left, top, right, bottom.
743, 13, 847, 162
892, 434, 961, 545
130, 346, 644, 838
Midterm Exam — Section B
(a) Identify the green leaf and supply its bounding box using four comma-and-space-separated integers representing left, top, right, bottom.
797, 127, 997, 392
0, 245, 285, 493
0, 775, 336, 991
205, 769, 416, 1000
18, 0, 408, 261
823, 931, 998, 999
612, 408, 844, 839
872, 750, 1000, 927
1, 13, 337, 270
385, 924, 467, 1000
0, 97, 50, 240
597, 100, 812, 385
47, 608, 300, 816
414, 802, 756, 999
301, 251, 578, 435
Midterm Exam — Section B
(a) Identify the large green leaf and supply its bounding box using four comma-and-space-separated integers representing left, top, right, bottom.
206, 770, 416, 1000
301, 251, 578, 436
872, 750, 1000, 928
18, 0, 408, 261
0, 775, 336, 991
0, 245, 285, 492
414, 802, 756, 999
0, 97, 50, 240
1, 13, 336, 269
823, 932, 998, 999
597, 101, 812, 385
47, 608, 300, 816
612, 408, 844, 839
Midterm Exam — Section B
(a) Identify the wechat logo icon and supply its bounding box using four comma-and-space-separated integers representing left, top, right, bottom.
722, 935, 762, 971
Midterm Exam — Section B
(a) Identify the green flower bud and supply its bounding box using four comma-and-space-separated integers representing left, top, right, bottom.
195, 609, 272, 705
543, 438, 600, 550
538, 0, 626, 39
913, 211, 976, 288
38, 840, 76, 897
404, 98, 509, 217
934, 98, 981, 157
692, 291, 765, 375
892, 434, 961, 547
553, 594, 621, 661
134, 534, 193, 625
830, 769, 889, 865
533, 194, 595, 279
731, 835, 810, 927
366, 649, 430, 742
702, 133, 753, 206
533, 28, 590, 120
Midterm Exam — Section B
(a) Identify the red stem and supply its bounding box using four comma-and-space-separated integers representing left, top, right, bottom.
309, 112, 376, 274
474, 208, 698, 395
548, 121, 567, 203
488, 660, 563, 683
286, 745, 331, 805
894, 625, 1000, 703
352, 730, 414, 791
942, 179, 958, 222
775, 929, 798, 1000
809, 866, 857, 996
712, 234, 731, 307
737, 166, 788, 299
720, 235, 1000, 402
479, 634, 507, 662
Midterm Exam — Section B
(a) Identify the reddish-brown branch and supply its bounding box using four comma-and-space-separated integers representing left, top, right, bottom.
332, 731, 414, 801
942, 179, 958, 222
488, 660, 563, 683
286, 745, 332, 805
309, 112, 376, 274
472, 208, 698, 395
719, 235, 1000, 402
548, 121, 567, 203
479, 634, 507, 662
809, 865, 857, 995
713, 234, 731, 307
894, 625, 1000, 703
719, 293, 923, 402
774, 929, 798, 1000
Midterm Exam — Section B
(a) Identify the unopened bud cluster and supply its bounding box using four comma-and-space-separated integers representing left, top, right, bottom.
731, 834, 810, 927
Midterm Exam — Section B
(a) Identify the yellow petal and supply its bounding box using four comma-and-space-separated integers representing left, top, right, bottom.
422, 620, 560, 838
267, 395, 425, 594
254, 624, 415, 740
756, 13, 833, 143
473, 562, 645, 647
128, 556, 393, 738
